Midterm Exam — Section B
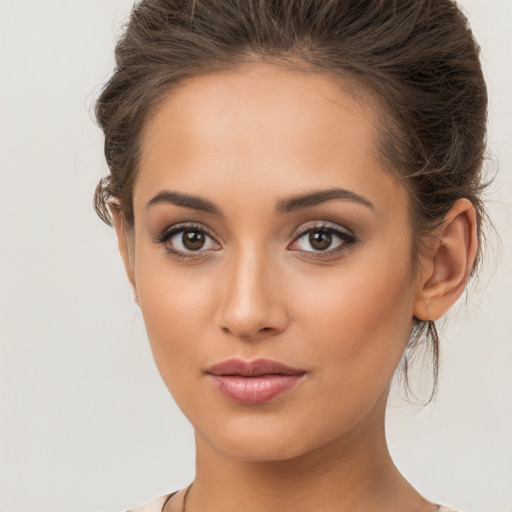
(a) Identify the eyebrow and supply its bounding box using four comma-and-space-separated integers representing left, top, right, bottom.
276, 187, 374, 214
146, 187, 374, 215
147, 190, 223, 215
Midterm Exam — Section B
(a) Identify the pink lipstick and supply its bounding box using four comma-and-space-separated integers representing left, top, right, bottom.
205, 358, 305, 404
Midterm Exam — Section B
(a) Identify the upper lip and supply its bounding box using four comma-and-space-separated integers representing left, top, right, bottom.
205, 358, 306, 377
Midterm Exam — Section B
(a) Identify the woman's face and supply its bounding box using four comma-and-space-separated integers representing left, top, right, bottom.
124, 63, 426, 461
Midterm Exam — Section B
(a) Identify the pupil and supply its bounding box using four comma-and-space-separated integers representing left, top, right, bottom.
309, 230, 332, 250
183, 230, 205, 250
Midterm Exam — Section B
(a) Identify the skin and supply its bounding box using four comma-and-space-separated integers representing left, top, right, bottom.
113, 63, 477, 512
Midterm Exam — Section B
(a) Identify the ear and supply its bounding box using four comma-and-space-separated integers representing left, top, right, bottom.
414, 198, 478, 321
110, 204, 137, 302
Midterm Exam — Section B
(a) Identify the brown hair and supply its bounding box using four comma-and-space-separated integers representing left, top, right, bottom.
94, 0, 488, 400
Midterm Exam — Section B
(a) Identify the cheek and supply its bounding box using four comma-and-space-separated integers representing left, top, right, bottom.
294, 248, 417, 383
133, 252, 218, 394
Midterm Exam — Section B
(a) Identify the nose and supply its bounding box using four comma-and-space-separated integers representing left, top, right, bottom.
216, 245, 289, 341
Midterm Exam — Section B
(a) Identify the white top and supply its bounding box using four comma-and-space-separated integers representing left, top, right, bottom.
127, 493, 174, 512
126, 493, 460, 512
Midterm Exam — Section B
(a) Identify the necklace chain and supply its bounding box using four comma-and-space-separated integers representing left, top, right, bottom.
176, 482, 444, 512
181, 482, 193, 512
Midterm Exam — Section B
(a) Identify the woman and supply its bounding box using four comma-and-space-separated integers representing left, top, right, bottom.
94, 1, 488, 511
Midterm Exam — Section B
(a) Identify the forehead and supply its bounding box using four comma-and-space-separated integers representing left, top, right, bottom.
141, 63, 378, 163
135, 62, 407, 219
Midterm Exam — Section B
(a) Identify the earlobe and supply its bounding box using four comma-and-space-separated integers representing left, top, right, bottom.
110, 204, 137, 300
414, 198, 478, 321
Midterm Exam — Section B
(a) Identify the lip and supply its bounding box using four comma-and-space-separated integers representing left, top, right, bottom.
205, 358, 306, 405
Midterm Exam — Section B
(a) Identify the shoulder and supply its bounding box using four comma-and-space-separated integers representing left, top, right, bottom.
438, 507, 461, 512
125, 493, 176, 512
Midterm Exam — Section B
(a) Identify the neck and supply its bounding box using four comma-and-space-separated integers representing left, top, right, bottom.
184, 395, 434, 512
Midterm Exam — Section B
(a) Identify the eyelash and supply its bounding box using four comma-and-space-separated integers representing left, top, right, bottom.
154, 222, 357, 260
153, 223, 218, 260
291, 223, 357, 259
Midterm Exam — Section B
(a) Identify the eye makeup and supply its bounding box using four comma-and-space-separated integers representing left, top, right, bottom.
153, 222, 220, 260
152, 219, 358, 262
289, 222, 358, 259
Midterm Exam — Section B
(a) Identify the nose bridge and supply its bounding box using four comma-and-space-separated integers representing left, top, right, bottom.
217, 241, 286, 339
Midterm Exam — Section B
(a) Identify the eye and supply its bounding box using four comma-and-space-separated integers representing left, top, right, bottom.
154, 223, 220, 257
290, 223, 357, 256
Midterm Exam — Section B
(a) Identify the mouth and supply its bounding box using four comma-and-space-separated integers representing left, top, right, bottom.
205, 358, 306, 405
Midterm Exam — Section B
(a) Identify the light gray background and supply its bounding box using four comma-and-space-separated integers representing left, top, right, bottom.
1, 1, 511, 511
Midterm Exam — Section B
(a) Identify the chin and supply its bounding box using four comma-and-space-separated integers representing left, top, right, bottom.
210, 432, 314, 462
195, 411, 354, 464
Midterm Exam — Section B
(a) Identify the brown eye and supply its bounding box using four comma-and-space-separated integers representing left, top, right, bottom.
155, 224, 220, 257
182, 230, 206, 250
290, 224, 357, 256
308, 230, 332, 251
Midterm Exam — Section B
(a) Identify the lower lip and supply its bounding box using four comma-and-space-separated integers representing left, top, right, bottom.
208, 374, 304, 404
